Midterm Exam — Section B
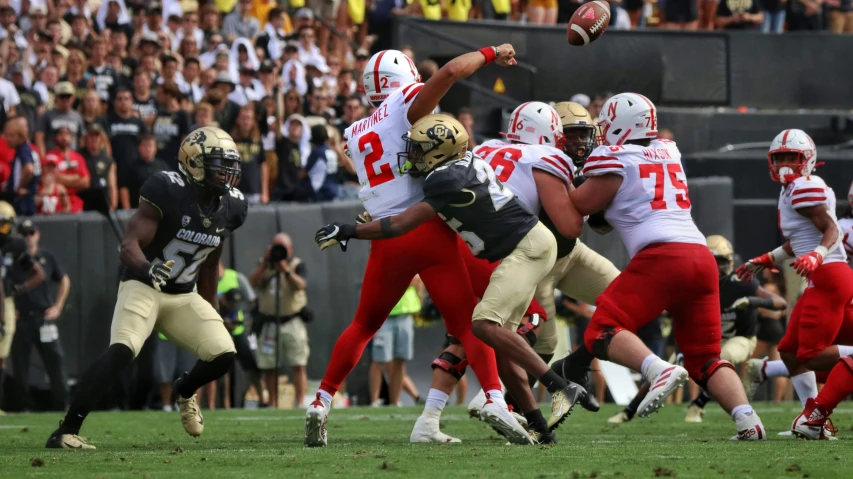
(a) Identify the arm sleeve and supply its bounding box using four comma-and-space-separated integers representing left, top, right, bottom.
790, 179, 829, 209
582, 148, 627, 178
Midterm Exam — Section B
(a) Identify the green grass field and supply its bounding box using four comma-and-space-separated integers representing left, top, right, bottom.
1, 404, 851, 478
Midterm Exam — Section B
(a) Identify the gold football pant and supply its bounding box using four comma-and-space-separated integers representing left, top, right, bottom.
534, 240, 621, 355
720, 335, 757, 365
110, 280, 235, 361
473, 222, 557, 331
0, 297, 15, 359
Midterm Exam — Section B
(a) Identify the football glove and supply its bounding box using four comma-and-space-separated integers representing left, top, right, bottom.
736, 253, 774, 283
791, 251, 824, 278
315, 222, 357, 251
356, 211, 372, 225
148, 260, 174, 292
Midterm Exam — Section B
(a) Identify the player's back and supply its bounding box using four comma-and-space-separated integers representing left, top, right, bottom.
778, 175, 846, 264
582, 139, 705, 257
345, 83, 424, 219
474, 139, 574, 215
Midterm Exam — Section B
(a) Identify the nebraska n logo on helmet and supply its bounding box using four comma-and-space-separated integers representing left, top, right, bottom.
596, 93, 658, 146
505, 101, 565, 150
362, 50, 421, 107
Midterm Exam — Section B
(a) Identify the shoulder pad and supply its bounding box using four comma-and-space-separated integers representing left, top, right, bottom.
139, 171, 186, 215
527, 145, 574, 183
790, 176, 828, 209
474, 139, 507, 156
424, 161, 466, 197
582, 145, 629, 177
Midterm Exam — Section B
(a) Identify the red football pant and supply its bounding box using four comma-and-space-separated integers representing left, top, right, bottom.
778, 263, 853, 365
815, 357, 853, 414
319, 216, 500, 395
583, 243, 721, 381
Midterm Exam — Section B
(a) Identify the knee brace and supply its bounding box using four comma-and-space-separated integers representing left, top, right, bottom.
516, 313, 542, 347
591, 326, 622, 361
431, 351, 468, 381
694, 359, 735, 390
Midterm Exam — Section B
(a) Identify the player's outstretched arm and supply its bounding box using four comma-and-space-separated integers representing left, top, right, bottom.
568, 174, 622, 217
120, 201, 162, 278
197, 244, 223, 310
407, 44, 517, 125
736, 240, 794, 282
315, 202, 437, 250
534, 170, 583, 240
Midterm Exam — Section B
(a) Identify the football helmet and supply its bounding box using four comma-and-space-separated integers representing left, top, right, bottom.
768, 129, 817, 184
505, 101, 564, 150
398, 114, 469, 176
554, 101, 596, 167
706, 234, 734, 276
178, 126, 242, 194
596, 93, 658, 146
0, 201, 15, 236
362, 50, 420, 107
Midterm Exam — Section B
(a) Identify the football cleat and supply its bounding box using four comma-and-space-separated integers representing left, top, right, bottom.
547, 381, 588, 430
742, 358, 767, 402
45, 424, 96, 450
551, 356, 600, 412
480, 398, 534, 445
608, 411, 630, 424
467, 389, 487, 419
791, 398, 838, 440
304, 393, 328, 447
730, 412, 767, 441
684, 404, 704, 423
528, 427, 557, 445
508, 405, 529, 429
177, 394, 204, 437
637, 365, 688, 418
410, 415, 461, 443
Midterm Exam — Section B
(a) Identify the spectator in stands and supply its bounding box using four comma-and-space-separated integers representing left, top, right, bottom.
61, 51, 89, 99
334, 95, 364, 136
119, 134, 169, 209
457, 108, 482, 149
78, 124, 117, 212
44, 125, 90, 213
296, 26, 326, 69
302, 124, 338, 202
193, 102, 216, 129
10, 220, 69, 411
230, 64, 264, 107
528, 0, 558, 24
35, 82, 85, 158
760, 0, 786, 32
257, 7, 289, 62
716, 0, 763, 29
153, 82, 192, 171
788, 0, 823, 30
181, 58, 204, 104
827, 0, 853, 33
256, 60, 279, 98
305, 88, 334, 122
663, 0, 699, 29
86, 38, 119, 101
157, 56, 184, 91
271, 116, 305, 202
32, 66, 60, 108
223, 0, 261, 43
78, 90, 104, 131
417, 60, 438, 84
8, 64, 42, 135
250, 233, 310, 408
36, 155, 72, 214
232, 106, 269, 204
104, 87, 146, 173
3, 117, 40, 215
333, 69, 355, 116
283, 89, 304, 119
132, 69, 157, 129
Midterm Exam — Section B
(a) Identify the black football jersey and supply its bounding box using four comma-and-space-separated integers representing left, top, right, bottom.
423, 153, 538, 262
120, 171, 249, 294
0, 234, 35, 297
719, 273, 759, 339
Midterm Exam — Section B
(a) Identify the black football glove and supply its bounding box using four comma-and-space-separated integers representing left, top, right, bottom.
146, 260, 174, 292
315, 222, 357, 252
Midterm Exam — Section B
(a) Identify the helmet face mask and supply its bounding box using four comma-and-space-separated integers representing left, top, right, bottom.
179, 127, 242, 195
706, 235, 734, 277
563, 124, 596, 167
769, 150, 807, 184
398, 134, 428, 176
767, 129, 817, 184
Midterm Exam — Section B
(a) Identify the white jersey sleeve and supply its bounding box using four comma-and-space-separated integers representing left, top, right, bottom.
585, 139, 705, 257
344, 82, 425, 218
778, 175, 847, 264
838, 217, 853, 267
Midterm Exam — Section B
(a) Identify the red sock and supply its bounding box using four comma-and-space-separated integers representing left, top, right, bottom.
455, 328, 500, 392
815, 361, 853, 414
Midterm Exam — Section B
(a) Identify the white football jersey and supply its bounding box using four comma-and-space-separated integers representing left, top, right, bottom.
344, 82, 424, 218
838, 217, 853, 267
474, 139, 574, 215
778, 175, 846, 265
582, 139, 705, 257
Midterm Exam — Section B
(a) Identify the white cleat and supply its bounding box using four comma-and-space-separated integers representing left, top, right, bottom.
480, 400, 534, 445
791, 399, 838, 440
467, 389, 487, 419
684, 404, 704, 423
304, 393, 328, 447
730, 412, 767, 441
742, 358, 767, 402
608, 411, 630, 424
410, 415, 461, 443
637, 365, 688, 418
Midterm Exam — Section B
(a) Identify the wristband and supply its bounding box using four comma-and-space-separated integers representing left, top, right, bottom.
747, 296, 774, 309
340, 223, 357, 240
814, 245, 828, 259
769, 245, 792, 263
479, 46, 497, 65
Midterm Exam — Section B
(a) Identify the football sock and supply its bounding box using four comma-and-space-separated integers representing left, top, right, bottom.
176, 353, 235, 399
424, 388, 449, 410
62, 344, 134, 434
836, 345, 853, 358
815, 362, 853, 414
692, 389, 711, 409
624, 389, 644, 420
763, 360, 788, 378
539, 369, 568, 394
318, 389, 334, 408
730, 404, 754, 422
640, 354, 668, 383
486, 389, 505, 405
319, 320, 382, 395
524, 409, 548, 431
791, 371, 818, 407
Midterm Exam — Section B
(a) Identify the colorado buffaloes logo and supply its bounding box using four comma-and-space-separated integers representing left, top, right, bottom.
182, 215, 191, 227
189, 131, 207, 146
426, 123, 456, 148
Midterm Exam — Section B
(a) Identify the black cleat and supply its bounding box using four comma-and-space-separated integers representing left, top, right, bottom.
529, 427, 558, 445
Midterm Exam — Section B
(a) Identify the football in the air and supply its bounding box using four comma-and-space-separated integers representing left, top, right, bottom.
567, 1, 611, 46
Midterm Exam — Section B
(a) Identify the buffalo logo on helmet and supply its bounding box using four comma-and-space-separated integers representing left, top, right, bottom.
189, 130, 207, 146
426, 123, 456, 148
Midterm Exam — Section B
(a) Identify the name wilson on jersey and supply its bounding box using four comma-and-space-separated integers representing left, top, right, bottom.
176, 229, 221, 247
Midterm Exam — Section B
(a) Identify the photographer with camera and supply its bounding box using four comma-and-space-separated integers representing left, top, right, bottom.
249, 233, 310, 408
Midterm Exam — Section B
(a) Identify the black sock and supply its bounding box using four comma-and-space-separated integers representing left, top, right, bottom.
624, 387, 646, 420
176, 353, 235, 399
524, 409, 547, 431
692, 389, 711, 408
61, 344, 134, 435
539, 369, 568, 394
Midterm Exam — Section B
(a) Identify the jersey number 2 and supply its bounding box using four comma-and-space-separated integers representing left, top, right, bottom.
639, 163, 690, 210
359, 132, 394, 187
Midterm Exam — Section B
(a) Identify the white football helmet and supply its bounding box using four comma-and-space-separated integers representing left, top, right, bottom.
768, 129, 817, 184
596, 93, 658, 146
362, 50, 420, 107
505, 101, 564, 149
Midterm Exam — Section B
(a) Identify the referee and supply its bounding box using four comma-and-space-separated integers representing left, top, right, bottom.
10, 220, 69, 411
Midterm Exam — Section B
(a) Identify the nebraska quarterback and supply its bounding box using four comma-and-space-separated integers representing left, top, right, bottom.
737, 130, 853, 438
554, 92, 766, 440
304, 46, 531, 447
